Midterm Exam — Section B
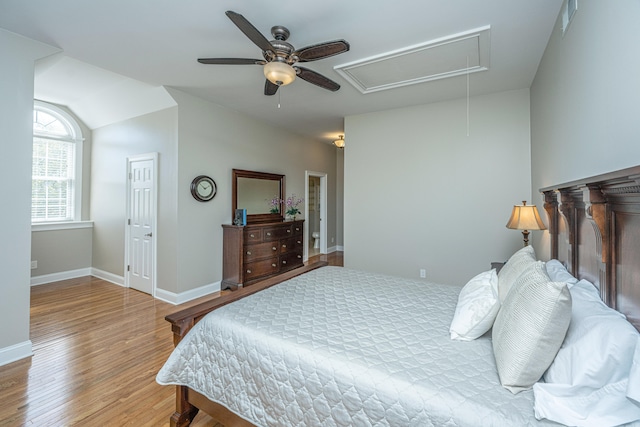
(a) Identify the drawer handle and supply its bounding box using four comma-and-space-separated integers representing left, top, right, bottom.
246, 251, 252, 255
282, 244, 287, 248
297, 255, 302, 259
282, 260, 287, 265
266, 232, 271, 236
250, 234, 255, 238
287, 229, 291, 233
297, 240, 301, 244
272, 263, 277, 267
295, 227, 300, 231
246, 269, 252, 274
272, 247, 277, 251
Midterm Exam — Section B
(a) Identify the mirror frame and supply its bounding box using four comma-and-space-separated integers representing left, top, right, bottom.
232, 169, 285, 224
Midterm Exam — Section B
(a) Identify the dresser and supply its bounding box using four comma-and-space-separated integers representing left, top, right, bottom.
221, 220, 304, 290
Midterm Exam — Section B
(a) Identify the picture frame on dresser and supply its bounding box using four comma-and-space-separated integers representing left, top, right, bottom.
233, 209, 247, 226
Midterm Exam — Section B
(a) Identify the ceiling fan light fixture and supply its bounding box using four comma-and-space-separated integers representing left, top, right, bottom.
264, 61, 296, 86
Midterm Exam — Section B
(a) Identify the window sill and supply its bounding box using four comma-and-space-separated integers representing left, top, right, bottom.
32, 221, 94, 232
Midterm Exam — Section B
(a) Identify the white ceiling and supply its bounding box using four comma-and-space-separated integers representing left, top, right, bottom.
0, 0, 562, 143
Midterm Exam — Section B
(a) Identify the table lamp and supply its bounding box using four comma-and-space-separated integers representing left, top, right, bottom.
506, 201, 547, 246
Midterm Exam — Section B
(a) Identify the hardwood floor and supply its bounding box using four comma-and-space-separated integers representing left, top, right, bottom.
307, 250, 343, 267
0, 253, 342, 426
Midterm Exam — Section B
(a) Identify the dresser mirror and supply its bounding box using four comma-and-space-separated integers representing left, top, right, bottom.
232, 169, 285, 224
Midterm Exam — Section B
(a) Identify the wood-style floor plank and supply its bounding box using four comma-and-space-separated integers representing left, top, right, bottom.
0, 252, 343, 426
0, 276, 226, 427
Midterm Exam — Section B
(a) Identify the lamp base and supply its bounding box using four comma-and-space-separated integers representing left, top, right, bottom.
521, 230, 530, 247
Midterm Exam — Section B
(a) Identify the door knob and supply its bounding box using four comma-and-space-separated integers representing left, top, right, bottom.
145, 233, 153, 237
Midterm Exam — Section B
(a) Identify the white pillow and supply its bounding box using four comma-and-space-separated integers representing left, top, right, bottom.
545, 259, 578, 288
497, 245, 537, 302
533, 279, 640, 427
492, 261, 572, 393
449, 269, 500, 341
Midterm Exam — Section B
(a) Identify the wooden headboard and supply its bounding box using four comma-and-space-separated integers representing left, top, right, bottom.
541, 165, 640, 331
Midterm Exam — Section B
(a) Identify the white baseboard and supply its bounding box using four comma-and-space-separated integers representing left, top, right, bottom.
91, 268, 125, 287
155, 281, 221, 305
0, 340, 33, 367
31, 268, 92, 286
30, 266, 218, 306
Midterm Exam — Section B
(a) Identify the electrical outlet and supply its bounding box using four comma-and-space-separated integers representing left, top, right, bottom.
31, 260, 38, 270
420, 269, 426, 278
331, 237, 335, 243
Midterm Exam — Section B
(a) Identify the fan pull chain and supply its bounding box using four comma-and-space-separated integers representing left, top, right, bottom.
466, 55, 470, 137
278, 89, 281, 109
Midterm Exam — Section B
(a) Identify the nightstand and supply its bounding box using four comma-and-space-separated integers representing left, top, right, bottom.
491, 262, 505, 274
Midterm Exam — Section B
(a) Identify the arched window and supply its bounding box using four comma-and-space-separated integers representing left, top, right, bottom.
32, 101, 83, 222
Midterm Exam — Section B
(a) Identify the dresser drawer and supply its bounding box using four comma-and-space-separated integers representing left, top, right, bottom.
291, 223, 303, 236
279, 238, 293, 253
280, 251, 303, 269
244, 229, 263, 243
244, 257, 279, 281
263, 224, 293, 241
280, 237, 304, 253
244, 241, 279, 262
292, 235, 304, 250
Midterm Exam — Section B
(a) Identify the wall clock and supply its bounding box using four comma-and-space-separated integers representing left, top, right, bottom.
190, 175, 217, 202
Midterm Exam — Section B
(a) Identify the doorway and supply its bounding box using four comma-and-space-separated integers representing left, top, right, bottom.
304, 171, 327, 261
125, 153, 158, 296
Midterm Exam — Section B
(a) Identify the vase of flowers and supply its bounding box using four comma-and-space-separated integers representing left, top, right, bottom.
284, 194, 303, 221
267, 195, 281, 214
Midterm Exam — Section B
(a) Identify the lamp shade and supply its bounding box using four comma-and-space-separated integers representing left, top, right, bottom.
506, 201, 547, 231
263, 61, 296, 86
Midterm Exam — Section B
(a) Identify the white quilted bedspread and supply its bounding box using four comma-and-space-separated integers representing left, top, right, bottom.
157, 267, 560, 426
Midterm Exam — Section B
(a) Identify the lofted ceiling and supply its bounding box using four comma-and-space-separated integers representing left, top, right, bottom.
0, 0, 562, 143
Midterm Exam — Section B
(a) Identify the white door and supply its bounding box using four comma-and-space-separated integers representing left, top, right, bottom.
127, 155, 157, 295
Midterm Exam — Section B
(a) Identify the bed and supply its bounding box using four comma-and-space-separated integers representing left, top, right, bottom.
158, 166, 640, 427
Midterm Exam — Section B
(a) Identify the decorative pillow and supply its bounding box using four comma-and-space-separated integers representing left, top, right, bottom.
497, 245, 537, 302
545, 259, 578, 288
533, 279, 640, 427
449, 269, 500, 341
492, 261, 571, 393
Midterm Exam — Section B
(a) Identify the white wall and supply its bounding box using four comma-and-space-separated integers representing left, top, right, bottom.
0, 29, 58, 365
169, 88, 338, 294
89, 88, 338, 297
30, 103, 93, 280
530, 0, 640, 259
344, 89, 532, 285
91, 106, 179, 292
31, 228, 92, 277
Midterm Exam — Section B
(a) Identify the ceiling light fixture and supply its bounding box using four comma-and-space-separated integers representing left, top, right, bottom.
263, 61, 296, 86
333, 135, 345, 148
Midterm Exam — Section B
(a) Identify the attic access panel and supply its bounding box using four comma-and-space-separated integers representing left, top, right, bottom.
335, 26, 490, 94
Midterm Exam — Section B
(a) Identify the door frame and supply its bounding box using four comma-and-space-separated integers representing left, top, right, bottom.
304, 170, 327, 261
124, 152, 158, 296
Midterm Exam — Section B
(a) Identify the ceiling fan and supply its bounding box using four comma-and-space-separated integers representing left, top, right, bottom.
198, 11, 350, 96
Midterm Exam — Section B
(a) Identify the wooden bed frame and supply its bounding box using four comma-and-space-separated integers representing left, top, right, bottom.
163, 165, 640, 427
541, 165, 640, 332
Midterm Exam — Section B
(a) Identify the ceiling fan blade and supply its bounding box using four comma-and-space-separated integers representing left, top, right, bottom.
198, 58, 265, 65
225, 11, 275, 54
295, 40, 350, 62
264, 79, 279, 96
295, 67, 340, 91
